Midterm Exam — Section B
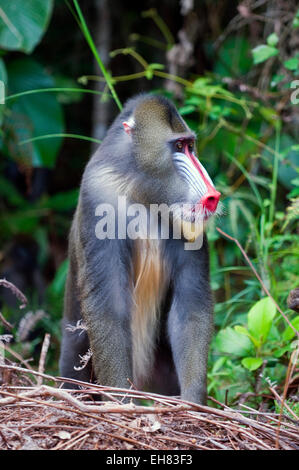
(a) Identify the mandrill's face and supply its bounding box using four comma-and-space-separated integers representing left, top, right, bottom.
122, 97, 221, 242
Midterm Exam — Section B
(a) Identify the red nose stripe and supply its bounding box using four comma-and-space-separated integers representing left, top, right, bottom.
184, 144, 221, 213
185, 145, 215, 193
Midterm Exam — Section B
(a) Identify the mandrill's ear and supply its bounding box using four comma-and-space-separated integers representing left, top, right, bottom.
122, 116, 135, 136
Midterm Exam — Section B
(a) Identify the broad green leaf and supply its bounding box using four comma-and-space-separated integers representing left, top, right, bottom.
252, 45, 279, 64
0, 209, 39, 236
0, 0, 53, 53
234, 325, 259, 348
248, 297, 276, 345
40, 189, 79, 211
5, 58, 64, 168
267, 324, 280, 342
215, 327, 253, 356
241, 357, 263, 371
267, 33, 279, 47
282, 316, 299, 341
274, 345, 292, 358
234, 325, 249, 336
284, 57, 299, 71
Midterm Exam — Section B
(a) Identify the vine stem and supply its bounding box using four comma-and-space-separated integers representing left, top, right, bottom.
6, 87, 110, 101
20, 133, 102, 145
72, 0, 122, 111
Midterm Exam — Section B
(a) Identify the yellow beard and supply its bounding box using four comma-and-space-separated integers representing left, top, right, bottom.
181, 219, 206, 242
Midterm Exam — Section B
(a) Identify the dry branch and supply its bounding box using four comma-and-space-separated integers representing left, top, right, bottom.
0, 365, 298, 450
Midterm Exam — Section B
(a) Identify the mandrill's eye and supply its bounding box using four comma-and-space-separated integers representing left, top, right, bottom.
188, 142, 194, 152
175, 141, 183, 151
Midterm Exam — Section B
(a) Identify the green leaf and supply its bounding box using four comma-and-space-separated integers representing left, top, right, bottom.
270, 74, 285, 88
191, 78, 233, 98
0, 209, 39, 236
47, 259, 69, 296
185, 96, 204, 106
241, 357, 263, 371
215, 327, 253, 356
148, 63, 165, 70
0, 0, 53, 53
40, 189, 79, 211
211, 356, 227, 373
259, 106, 278, 124
234, 325, 259, 348
145, 68, 154, 80
288, 187, 299, 198
274, 345, 292, 358
283, 57, 299, 71
282, 315, 299, 341
5, 58, 64, 168
252, 45, 279, 64
293, 9, 299, 29
248, 297, 276, 345
267, 33, 279, 47
234, 325, 249, 336
178, 105, 196, 116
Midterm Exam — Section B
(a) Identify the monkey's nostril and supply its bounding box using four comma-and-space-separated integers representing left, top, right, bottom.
201, 191, 221, 212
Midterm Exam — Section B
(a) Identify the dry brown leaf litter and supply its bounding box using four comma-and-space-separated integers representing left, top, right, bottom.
0, 364, 298, 450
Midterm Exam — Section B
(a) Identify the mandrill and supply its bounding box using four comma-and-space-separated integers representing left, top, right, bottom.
59, 94, 221, 404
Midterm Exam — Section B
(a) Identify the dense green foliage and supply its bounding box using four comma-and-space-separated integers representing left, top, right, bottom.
0, 1, 298, 413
